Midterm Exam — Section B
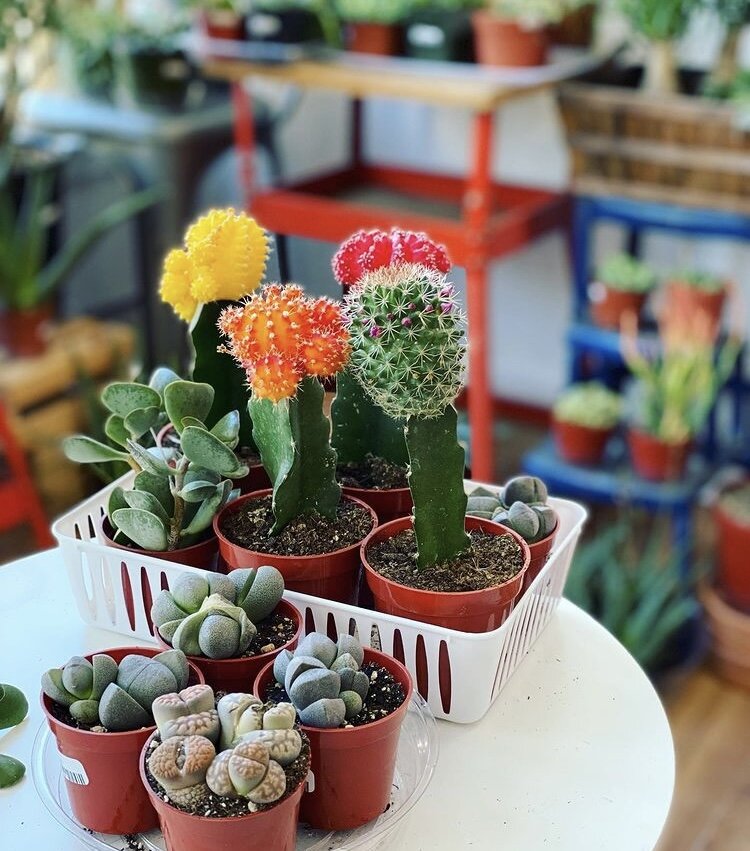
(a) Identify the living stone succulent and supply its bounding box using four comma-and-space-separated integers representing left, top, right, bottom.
466, 476, 557, 545
153, 684, 220, 743
274, 632, 370, 729
206, 740, 287, 806
171, 596, 257, 660
42, 650, 190, 732
217, 693, 301, 766
149, 734, 217, 807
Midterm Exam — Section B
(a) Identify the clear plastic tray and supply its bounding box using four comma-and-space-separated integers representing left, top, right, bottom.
32, 692, 438, 851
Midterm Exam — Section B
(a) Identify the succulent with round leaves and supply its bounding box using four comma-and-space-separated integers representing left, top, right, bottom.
169, 596, 258, 660
217, 693, 302, 765
152, 684, 220, 743
64, 373, 249, 552
273, 632, 369, 729
553, 382, 621, 430
466, 476, 557, 544
206, 739, 287, 806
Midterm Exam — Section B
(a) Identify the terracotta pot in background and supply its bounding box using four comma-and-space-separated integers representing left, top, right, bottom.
237, 461, 271, 495
156, 599, 303, 693
701, 583, 750, 690
342, 484, 413, 524
472, 12, 548, 67
346, 22, 403, 56
42, 647, 204, 835
522, 518, 560, 594
140, 731, 308, 851
714, 485, 750, 613
589, 282, 647, 330
664, 280, 727, 334
553, 418, 615, 466
201, 10, 245, 40
100, 517, 218, 569
255, 647, 412, 831
628, 428, 691, 482
0, 302, 54, 358
214, 490, 377, 603
362, 515, 530, 632
548, 4, 596, 46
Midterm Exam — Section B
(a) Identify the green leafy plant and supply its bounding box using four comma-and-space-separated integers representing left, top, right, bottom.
334, 0, 420, 25
702, 1, 750, 91
486, 0, 587, 26
0, 683, 28, 788
466, 476, 557, 543
55, 2, 120, 98
553, 382, 622, 429
670, 270, 726, 294
618, 0, 697, 40
597, 253, 657, 294
63, 372, 248, 551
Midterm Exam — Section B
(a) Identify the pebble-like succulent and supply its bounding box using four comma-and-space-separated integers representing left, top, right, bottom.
149, 734, 217, 807
273, 633, 369, 729
217, 693, 301, 765
153, 684, 220, 743
466, 476, 557, 544
151, 567, 285, 658
206, 740, 287, 806
42, 650, 190, 732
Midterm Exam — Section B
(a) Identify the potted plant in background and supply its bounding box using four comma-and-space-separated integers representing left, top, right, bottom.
255, 631, 412, 830
64, 373, 248, 566
0, 682, 27, 789
245, 0, 339, 46
331, 227, 452, 522
713, 479, 750, 611
589, 253, 657, 330
151, 567, 302, 692
663, 270, 728, 334
190, 0, 248, 40
160, 208, 271, 493
55, 2, 120, 101
548, 1, 597, 46
552, 382, 622, 465
334, 0, 416, 55
621, 307, 741, 482
403, 0, 481, 63
215, 284, 377, 601
41, 647, 199, 834
347, 263, 530, 631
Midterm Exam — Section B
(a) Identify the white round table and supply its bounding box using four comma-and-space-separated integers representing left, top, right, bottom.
0, 550, 674, 849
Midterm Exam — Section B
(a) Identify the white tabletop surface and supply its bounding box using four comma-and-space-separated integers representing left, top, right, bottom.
0, 549, 674, 850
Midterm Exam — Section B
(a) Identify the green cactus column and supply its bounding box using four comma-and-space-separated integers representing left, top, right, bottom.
191, 301, 255, 450
405, 406, 470, 568
250, 376, 340, 533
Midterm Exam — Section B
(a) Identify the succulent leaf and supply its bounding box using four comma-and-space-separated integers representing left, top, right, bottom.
123, 490, 170, 525
164, 381, 215, 435
124, 406, 162, 439
181, 426, 245, 477
134, 471, 174, 516
104, 414, 130, 448
62, 436, 129, 464
0, 684, 28, 730
149, 366, 181, 397
112, 508, 168, 551
102, 382, 161, 417
0, 755, 25, 789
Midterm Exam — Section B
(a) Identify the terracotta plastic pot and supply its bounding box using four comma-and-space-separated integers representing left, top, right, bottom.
101, 517, 218, 569
255, 647, 412, 831
237, 461, 271, 495
201, 10, 245, 40
214, 490, 377, 603
156, 599, 303, 693
589, 282, 647, 330
553, 418, 615, 466
701, 583, 750, 690
342, 484, 413, 524
140, 732, 308, 851
346, 22, 403, 56
0, 302, 54, 357
472, 12, 548, 67
714, 487, 750, 613
628, 428, 691, 482
41, 647, 204, 835
361, 516, 530, 633
522, 518, 559, 594
664, 280, 726, 333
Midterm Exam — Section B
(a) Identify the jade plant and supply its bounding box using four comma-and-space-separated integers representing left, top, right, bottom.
218, 284, 350, 533
42, 650, 190, 731
597, 253, 656, 294
467, 476, 557, 544
345, 263, 470, 568
151, 567, 285, 657
553, 382, 622, 430
64, 373, 248, 551
331, 229, 452, 482
0, 684, 28, 788
272, 632, 370, 728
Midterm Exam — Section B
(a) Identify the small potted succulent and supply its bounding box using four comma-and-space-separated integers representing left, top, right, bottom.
191, 0, 247, 40
403, 0, 481, 63
214, 284, 377, 602
334, 0, 416, 55
160, 208, 272, 494
472, 0, 583, 67
347, 264, 530, 632
41, 647, 199, 834
714, 480, 750, 612
245, 0, 338, 46
141, 685, 310, 851
622, 309, 740, 481
589, 253, 657, 330
151, 567, 302, 692
331, 228, 452, 523
255, 631, 412, 830
64, 373, 248, 566
663, 270, 728, 335
467, 475, 557, 592
552, 382, 621, 466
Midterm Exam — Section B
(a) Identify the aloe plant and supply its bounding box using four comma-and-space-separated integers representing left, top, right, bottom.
0, 684, 27, 788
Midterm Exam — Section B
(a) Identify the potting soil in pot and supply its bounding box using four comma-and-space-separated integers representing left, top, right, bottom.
367, 528, 525, 592
220, 495, 373, 556
143, 734, 312, 818
263, 662, 406, 728
236, 610, 298, 659
337, 453, 409, 490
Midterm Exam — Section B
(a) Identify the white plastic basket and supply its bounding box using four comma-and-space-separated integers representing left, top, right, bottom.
53, 475, 587, 724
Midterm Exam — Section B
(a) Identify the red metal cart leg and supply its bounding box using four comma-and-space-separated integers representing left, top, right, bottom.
231, 82, 257, 212
463, 111, 495, 483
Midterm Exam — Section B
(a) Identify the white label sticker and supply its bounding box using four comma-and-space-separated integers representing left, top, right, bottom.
59, 753, 89, 786
306, 770, 315, 793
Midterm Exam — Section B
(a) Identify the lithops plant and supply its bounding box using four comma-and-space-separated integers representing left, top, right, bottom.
466, 475, 557, 545
170, 596, 257, 661
153, 684, 220, 743
41, 654, 118, 725
206, 740, 287, 807
274, 632, 370, 729
217, 693, 302, 766
149, 734, 217, 807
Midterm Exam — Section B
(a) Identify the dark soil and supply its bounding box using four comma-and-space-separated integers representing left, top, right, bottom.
219, 495, 374, 556
144, 732, 311, 818
243, 610, 298, 658
263, 661, 406, 728
337, 453, 409, 490
366, 528, 525, 592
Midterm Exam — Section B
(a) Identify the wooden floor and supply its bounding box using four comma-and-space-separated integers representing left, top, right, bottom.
658, 666, 750, 851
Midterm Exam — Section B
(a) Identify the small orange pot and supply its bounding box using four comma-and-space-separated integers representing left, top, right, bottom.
362, 515, 530, 633
714, 484, 750, 613
548, 4, 596, 46
0, 302, 54, 358
346, 22, 402, 55
522, 517, 560, 594
255, 647, 412, 831
472, 12, 548, 67
628, 428, 691, 482
214, 490, 377, 603
201, 10, 245, 40
553, 418, 615, 466
589, 282, 647, 330
701, 583, 750, 690
342, 484, 413, 524
664, 280, 726, 334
